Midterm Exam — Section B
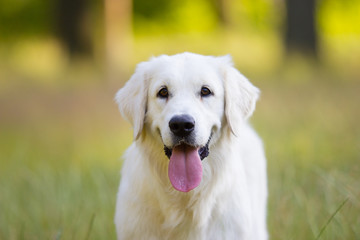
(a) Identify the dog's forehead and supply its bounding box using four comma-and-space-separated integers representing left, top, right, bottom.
148, 56, 222, 90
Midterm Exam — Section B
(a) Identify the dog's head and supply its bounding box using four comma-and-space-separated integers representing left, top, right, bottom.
116, 53, 259, 192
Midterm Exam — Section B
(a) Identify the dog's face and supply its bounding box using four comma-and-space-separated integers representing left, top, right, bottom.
116, 53, 259, 192
146, 56, 224, 156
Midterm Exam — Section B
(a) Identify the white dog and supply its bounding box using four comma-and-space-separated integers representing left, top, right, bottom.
115, 52, 267, 240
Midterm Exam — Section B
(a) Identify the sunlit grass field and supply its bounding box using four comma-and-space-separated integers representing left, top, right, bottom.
0, 64, 359, 239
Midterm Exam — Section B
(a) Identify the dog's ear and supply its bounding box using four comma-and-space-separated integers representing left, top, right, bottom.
220, 57, 260, 136
115, 62, 149, 140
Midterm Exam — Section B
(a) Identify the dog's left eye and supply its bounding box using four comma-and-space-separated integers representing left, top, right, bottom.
200, 86, 212, 97
157, 87, 169, 99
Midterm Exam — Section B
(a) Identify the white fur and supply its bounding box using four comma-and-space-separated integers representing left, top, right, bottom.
115, 52, 268, 240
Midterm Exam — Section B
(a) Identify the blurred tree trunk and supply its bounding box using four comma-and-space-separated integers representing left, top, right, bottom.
105, 0, 132, 80
210, 0, 230, 26
56, 0, 92, 57
285, 0, 318, 57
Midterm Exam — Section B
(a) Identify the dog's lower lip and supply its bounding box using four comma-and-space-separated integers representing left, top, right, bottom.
164, 134, 212, 160
164, 145, 172, 159
198, 145, 209, 160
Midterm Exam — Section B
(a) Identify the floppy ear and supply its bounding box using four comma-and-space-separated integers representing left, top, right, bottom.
221, 58, 260, 136
115, 63, 149, 140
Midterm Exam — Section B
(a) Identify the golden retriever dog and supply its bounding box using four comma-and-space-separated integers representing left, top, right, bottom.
115, 52, 267, 240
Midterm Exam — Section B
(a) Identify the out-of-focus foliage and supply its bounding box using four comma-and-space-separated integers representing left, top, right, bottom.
0, 0, 358, 37
133, 0, 172, 19
132, 0, 282, 33
318, 0, 360, 36
133, 0, 218, 33
0, 0, 52, 38
238, 0, 281, 30
0, 0, 359, 62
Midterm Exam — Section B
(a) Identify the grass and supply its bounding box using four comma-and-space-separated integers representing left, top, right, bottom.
253, 79, 360, 239
0, 84, 132, 239
315, 197, 349, 240
0, 68, 359, 239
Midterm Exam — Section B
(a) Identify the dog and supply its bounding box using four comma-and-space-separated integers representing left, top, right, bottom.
115, 52, 267, 240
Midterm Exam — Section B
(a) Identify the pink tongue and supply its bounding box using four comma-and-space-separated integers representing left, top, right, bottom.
168, 145, 202, 192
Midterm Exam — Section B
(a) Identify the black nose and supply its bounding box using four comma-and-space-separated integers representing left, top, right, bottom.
169, 114, 195, 137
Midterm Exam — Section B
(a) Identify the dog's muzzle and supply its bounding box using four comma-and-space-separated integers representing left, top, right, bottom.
164, 114, 211, 160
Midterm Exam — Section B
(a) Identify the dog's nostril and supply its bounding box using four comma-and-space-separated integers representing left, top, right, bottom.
169, 115, 195, 137
184, 122, 194, 131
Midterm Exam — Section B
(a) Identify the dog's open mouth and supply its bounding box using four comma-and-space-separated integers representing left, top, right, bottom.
163, 135, 212, 192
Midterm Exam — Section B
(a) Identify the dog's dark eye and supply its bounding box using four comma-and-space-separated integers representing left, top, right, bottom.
200, 86, 212, 97
157, 87, 169, 98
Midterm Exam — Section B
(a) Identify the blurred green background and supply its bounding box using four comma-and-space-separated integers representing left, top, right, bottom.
0, 0, 359, 239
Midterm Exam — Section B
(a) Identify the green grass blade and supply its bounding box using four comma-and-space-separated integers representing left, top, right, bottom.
315, 197, 349, 240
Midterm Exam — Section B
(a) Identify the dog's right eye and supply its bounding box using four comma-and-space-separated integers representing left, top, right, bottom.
157, 87, 169, 99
